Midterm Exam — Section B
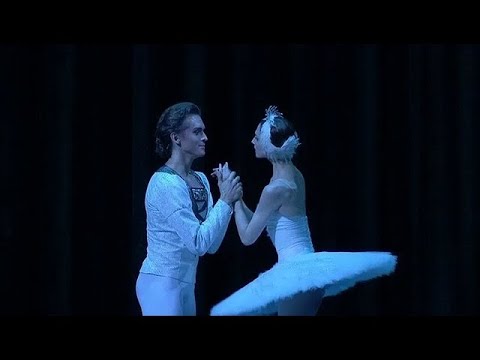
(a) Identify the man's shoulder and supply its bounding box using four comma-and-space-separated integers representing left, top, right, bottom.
147, 171, 185, 194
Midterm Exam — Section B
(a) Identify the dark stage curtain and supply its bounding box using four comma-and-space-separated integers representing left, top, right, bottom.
1, 44, 477, 315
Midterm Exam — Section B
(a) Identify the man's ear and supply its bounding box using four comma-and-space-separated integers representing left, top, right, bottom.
170, 133, 180, 145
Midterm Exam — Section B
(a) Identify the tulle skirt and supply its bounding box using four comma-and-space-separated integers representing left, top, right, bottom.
210, 251, 397, 316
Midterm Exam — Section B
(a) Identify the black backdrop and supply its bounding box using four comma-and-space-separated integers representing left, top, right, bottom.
1, 44, 478, 316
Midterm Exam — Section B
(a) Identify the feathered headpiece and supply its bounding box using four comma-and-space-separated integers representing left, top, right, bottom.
258, 105, 300, 162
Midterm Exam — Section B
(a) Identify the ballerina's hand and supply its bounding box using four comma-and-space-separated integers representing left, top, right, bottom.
211, 162, 232, 182
211, 163, 225, 185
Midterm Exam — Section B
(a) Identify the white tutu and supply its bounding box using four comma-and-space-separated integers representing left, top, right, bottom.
210, 251, 397, 316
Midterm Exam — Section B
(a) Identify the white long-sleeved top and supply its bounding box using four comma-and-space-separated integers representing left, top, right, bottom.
139, 168, 233, 284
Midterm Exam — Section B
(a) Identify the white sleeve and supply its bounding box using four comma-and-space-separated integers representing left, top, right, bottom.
166, 198, 232, 256
157, 171, 232, 256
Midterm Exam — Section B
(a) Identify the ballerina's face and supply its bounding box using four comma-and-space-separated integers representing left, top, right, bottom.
251, 123, 266, 158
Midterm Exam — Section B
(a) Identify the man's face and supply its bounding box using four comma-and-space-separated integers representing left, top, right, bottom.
177, 115, 208, 158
